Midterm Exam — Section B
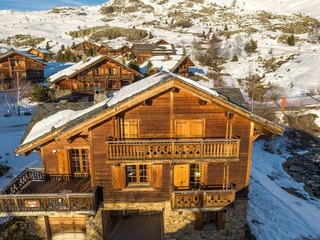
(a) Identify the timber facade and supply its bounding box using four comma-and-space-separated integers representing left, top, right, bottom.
0, 50, 46, 89
1, 71, 283, 239
47, 55, 143, 100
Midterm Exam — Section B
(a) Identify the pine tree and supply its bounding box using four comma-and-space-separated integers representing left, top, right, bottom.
45, 41, 50, 50
287, 34, 296, 46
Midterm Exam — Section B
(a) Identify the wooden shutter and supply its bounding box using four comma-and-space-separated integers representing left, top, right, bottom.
173, 164, 190, 188
190, 120, 204, 138
175, 120, 188, 138
151, 164, 163, 188
112, 165, 126, 189
57, 149, 69, 175
123, 120, 139, 139
175, 119, 205, 138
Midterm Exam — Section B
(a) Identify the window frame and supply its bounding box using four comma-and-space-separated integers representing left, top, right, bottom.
125, 164, 150, 187
70, 148, 90, 176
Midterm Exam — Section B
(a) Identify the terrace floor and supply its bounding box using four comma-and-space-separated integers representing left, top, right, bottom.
21, 177, 92, 194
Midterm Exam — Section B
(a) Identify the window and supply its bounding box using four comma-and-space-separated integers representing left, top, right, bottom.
70, 149, 90, 175
112, 164, 162, 189
126, 164, 148, 185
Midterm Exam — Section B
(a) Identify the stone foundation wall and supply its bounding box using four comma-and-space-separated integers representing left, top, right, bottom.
102, 199, 248, 240
27, 216, 48, 239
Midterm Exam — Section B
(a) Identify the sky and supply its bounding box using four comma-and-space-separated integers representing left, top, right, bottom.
0, 0, 107, 11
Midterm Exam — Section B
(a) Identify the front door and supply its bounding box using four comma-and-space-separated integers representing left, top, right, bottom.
173, 164, 190, 189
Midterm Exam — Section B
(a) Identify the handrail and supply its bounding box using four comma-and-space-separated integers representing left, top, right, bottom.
0, 168, 44, 195
106, 138, 240, 160
0, 189, 97, 214
171, 184, 236, 209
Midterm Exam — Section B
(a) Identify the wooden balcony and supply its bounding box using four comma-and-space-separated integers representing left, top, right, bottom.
172, 184, 236, 210
106, 139, 240, 161
79, 74, 134, 81
0, 168, 97, 217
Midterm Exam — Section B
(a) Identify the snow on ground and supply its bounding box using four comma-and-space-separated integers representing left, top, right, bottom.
248, 139, 320, 240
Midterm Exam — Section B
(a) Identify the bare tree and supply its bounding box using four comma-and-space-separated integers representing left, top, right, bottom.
10, 77, 32, 116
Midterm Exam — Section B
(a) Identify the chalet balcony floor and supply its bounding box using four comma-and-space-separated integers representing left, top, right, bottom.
0, 169, 97, 217
21, 177, 92, 194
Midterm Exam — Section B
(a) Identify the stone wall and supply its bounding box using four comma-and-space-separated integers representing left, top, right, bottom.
101, 199, 248, 240
27, 216, 48, 239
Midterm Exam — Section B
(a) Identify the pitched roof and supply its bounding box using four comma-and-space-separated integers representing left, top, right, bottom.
139, 55, 194, 74
15, 71, 284, 155
0, 50, 47, 65
132, 44, 176, 55
47, 55, 142, 84
28, 47, 53, 54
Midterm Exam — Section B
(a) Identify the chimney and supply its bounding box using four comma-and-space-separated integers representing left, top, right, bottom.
82, 55, 88, 63
163, 55, 171, 61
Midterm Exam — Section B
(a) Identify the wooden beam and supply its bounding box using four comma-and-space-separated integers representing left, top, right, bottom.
198, 98, 207, 105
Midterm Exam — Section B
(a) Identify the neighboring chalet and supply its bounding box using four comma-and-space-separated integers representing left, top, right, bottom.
71, 41, 100, 55
28, 47, 54, 61
97, 44, 131, 58
140, 55, 196, 77
0, 50, 47, 89
152, 39, 170, 45
47, 55, 143, 101
0, 71, 284, 239
131, 43, 177, 64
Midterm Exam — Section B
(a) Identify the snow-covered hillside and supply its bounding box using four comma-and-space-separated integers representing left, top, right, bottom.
1, 0, 320, 98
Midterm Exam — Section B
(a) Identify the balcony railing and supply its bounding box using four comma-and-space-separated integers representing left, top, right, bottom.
106, 139, 240, 161
79, 74, 134, 81
0, 168, 44, 195
172, 184, 236, 209
0, 168, 97, 216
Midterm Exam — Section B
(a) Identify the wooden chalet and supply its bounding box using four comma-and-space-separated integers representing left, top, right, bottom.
140, 55, 196, 77
0, 50, 47, 89
152, 39, 170, 45
131, 43, 177, 64
1, 71, 283, 239
28, 47, 54, 61
47, 55, 143, 100
71, 41, 100, 55
97, 44, 131, 57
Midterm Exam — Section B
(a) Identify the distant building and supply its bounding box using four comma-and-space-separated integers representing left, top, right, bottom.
140, 55, 195, 77
0, 50, 47, 89
28, 47, 54, 61
47, 55, 143, 101
131, 43, 177, 64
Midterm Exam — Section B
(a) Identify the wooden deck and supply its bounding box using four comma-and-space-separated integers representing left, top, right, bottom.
22, 177, 92, 194
0, 168, 97, 216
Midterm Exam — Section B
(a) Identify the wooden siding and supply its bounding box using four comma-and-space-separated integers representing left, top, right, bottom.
87, 88, 253, 203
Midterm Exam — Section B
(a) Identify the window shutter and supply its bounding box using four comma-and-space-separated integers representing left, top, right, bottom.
57, 149, 69, 175
112, 165, 126, 189
151, 164, 163, 188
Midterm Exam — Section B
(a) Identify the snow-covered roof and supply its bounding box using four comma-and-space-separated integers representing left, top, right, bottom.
29, 47, 53, 54
139, 55, 189, 74
47, 55, 104, 83
0, 50, 47, 64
